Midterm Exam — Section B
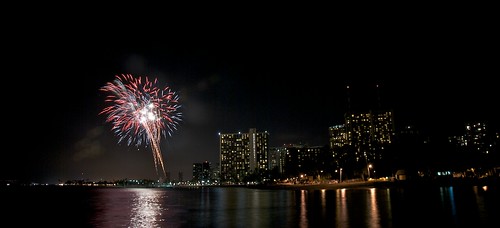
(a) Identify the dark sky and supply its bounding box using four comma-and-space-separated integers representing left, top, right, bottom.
3, 11, 498, 183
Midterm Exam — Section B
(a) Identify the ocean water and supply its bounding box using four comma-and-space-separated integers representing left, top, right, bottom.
1, 185, 498, 227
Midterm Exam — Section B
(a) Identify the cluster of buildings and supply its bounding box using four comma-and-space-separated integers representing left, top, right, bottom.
207, 108, 395, 185
186, 85, 499, 185
57, 117, 497, 187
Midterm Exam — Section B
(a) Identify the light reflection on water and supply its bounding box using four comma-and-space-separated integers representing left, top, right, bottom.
336, 188, 348, 228
439, 186, 458, 225
92, 188, 170, 227
76, 185, 498, 227
368, 188, 381, 228
299, 190, 308, 228
473, 185, 490, 225
129, 188, 164, 227
320, 189, 326, 218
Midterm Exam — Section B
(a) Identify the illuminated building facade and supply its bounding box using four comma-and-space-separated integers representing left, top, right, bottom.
450, 122, 493, 157
464, 122, 490, 155
269, 147, 286, 174
330, 110, 394, 164
192, 161, 212, 184
329, 84, 395, 175
219, 128, 269, 183
329, 125, 347, 148
283, 144, 330, 177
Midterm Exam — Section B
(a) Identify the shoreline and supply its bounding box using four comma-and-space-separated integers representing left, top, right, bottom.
3, 176, 497, 190
248, 180, 394, 190
247, 177, 500, 190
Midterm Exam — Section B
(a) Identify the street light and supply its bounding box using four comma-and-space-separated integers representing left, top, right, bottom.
340, 168, 343, 183
336, 168, 343, 183
367, 164, 372, 179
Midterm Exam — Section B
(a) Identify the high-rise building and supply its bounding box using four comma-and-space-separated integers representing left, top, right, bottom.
450, 122, 492, 156
330, 110, 394, 164
329, 124, 348, 167
329, 84, 395, 176
269, 147, 287, 174
192, 163, 202, 182
371, 110, 394, 146
283, 144, 329, 177
448, 122, 497, 168
192, 161, 213, 184
464, 122, 490, 155
219, 128, 269, 183
329, 124, 347, 148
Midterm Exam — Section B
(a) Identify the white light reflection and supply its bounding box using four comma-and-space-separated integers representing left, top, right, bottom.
321, 189, 326, 217
251, 189, 261, 227
336, 189, 348, 228
368, 188, 381, 228
385, 188, 393, 226
300, 190, 308, 228
129, 188, 164, 227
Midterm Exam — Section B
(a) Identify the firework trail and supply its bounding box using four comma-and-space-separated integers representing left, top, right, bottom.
100, 74, 182, 178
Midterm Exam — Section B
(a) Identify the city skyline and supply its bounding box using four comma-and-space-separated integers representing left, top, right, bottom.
14, 75, 498, 183
4, 18, 498, 184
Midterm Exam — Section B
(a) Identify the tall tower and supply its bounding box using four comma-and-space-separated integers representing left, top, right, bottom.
346, 85, 352, 113
331, 83, 395, 176
376, 84, 381, 109
219, 129, 269, 183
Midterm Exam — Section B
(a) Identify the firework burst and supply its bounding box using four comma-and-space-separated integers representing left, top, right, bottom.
100, 74, 182, 178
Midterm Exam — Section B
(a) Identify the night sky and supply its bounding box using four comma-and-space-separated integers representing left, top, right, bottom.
3, 12, 498, 183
